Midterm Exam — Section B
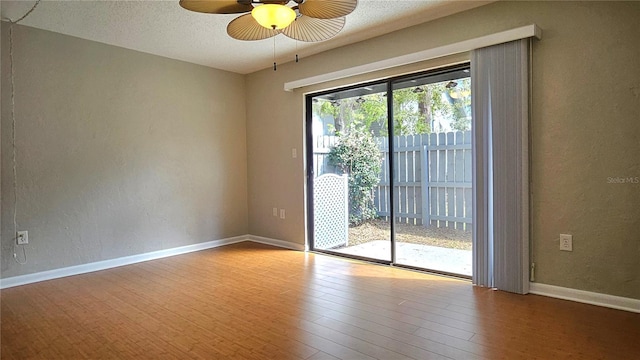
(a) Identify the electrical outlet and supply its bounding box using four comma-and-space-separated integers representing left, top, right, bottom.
272, 207, 278, 217
279, 209, 286, 219
16, 231, 28, 245
560, 234, 572, 251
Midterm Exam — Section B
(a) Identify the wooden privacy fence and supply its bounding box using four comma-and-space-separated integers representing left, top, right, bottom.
313, 131, 472, 230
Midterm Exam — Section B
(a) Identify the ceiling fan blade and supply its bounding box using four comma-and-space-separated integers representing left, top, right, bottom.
179, 0, 253, 14
297, 0, 357, 19
227, 14, 280, 41
282, 15, 345, 42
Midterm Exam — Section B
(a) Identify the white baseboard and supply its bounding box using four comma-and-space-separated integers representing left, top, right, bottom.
248, 235, 306, 251
3, 238, 637, 314
530, 282, 640, 313
0, 235, 250, 289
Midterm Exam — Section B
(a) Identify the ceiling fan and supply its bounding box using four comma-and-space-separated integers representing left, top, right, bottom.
179, 0, 358, 42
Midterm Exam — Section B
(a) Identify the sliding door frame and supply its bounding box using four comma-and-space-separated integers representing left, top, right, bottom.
306, 63, 471, 277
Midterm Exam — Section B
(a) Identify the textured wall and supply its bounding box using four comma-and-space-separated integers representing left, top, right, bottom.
246, 1, 640, 299
2, 2, 638, 300
1, 24, 248, 277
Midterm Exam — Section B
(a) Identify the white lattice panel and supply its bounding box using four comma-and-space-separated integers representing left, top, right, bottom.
313, 174, 349, 249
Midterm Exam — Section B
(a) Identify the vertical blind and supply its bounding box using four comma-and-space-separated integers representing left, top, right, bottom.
472, 39, 530, 294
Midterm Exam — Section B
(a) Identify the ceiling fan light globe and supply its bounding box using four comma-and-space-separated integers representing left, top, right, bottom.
252, 4, 297, 30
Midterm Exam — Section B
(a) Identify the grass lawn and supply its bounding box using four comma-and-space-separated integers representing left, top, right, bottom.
347, 218, 472, 250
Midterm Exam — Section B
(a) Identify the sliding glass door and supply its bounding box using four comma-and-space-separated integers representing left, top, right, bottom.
307, 65, 472, 276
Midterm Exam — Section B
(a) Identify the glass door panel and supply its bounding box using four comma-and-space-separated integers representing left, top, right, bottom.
308, 83, 391, 262
391, 67, 473, 276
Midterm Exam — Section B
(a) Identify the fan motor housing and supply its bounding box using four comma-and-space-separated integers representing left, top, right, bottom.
237, 0, 295, 5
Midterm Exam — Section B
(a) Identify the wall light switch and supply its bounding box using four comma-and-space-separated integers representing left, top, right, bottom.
272, 207, 278, 217
292, 148, 297, 158
560, 234, 572, 251
279, 209, 286, 219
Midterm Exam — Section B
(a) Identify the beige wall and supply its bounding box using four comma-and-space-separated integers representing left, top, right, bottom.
246, 1, 640, 299
1, 24, 249, 277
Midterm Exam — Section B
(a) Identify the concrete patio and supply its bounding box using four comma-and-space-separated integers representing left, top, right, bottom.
334, 240, 472, 276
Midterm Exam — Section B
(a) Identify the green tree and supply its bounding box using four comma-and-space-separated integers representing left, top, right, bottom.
314, 78, 471, 136
314, 95, 387, 135
446, 78, 472, 131
393, 88, 432, 135
393, 80, 471, 134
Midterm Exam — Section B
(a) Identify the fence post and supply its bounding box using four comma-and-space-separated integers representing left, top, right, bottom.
421, 144, 430, 227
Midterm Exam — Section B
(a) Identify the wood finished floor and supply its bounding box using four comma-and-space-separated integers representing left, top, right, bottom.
1, 242, 638, 359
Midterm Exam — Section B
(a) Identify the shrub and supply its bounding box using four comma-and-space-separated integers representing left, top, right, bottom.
328, 121, 382, 225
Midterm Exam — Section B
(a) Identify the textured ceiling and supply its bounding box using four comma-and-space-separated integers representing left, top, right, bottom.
0, 0, 491, 74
